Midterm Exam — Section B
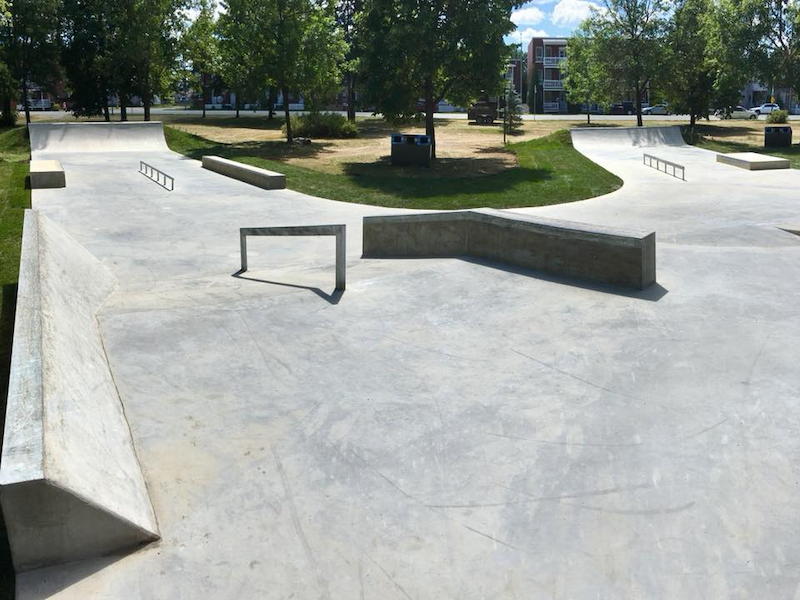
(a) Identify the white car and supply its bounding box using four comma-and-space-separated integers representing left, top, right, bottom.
642, 103, 669, 115
717, 105, 758, 120
752, 102, 780, 115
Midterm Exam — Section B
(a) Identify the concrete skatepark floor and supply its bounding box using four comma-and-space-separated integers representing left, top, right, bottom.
6, 122, 800, 598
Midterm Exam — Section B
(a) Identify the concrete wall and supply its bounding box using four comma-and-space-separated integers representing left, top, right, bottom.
0, 211, 159, 571
202, 156, 286, 190
28, 122, 169, 157
362, 209, 656, 289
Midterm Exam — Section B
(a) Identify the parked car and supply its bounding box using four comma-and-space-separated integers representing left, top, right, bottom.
642, 103, 670, 115
752, 102, 780, 115
609, 102, 635, 115
715, 105, 758, 120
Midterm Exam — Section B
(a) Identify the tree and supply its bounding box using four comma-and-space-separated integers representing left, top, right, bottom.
503, 82, 522, 140
578, 0, 668, 127
564, 24, 614, 124
663, 0, 715, 126
61, 0, 114, 120
183, 0, 220, 118
359, 0, 521, 159
0, 1, 16, 125
754, 0, 800, 107
336, 0, 362, 122
2, 0, 62, 124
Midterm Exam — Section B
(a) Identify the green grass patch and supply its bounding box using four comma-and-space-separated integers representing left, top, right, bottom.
165, 126, 622, 210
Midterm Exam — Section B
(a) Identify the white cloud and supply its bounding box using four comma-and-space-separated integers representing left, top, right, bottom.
513, 27, 550, 47
511, 6, 546, 25
551, 0, 600, 26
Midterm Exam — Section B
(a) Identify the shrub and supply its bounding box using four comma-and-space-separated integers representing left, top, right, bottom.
284, 112, 358, 138
767, 109, 788, 124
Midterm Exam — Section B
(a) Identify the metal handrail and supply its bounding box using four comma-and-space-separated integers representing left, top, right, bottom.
643, 153, 686, 181
239, 224, 346, 291
139, 161, 174, 191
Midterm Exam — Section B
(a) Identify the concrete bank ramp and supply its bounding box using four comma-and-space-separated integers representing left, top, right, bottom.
570, 125, 687, 151
0, 211, 159, 571
28, 121, 169, 158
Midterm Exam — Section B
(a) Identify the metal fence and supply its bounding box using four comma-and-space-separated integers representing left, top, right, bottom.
139, 161, 174, 191
239, 224, 346, 291
643, 153, 685, 181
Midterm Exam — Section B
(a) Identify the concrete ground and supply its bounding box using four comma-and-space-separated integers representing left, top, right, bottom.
15, 124, 800, 599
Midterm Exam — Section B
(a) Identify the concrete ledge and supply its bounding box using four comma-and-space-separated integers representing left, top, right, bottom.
29, 160, 65, 189
716, 152, 790, 171
0, 211, 159, 571
202, 156, 286, 190
29, 122, 169, 157
362, 209, 656, 290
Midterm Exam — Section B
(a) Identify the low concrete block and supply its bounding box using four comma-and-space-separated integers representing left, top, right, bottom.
716, 152, 790, 171
202, 156, 286, 190
29, 160, 65, 189
0, 211, 159, 571
363, 209, 656, 290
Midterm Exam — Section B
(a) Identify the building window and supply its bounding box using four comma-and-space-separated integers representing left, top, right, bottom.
559, 48, 566, 58
536, 47, 543, 60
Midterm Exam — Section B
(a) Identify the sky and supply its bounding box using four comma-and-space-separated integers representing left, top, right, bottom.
504, 0, 600, 49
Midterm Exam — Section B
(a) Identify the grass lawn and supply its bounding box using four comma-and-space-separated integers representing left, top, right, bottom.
166, 127, 623, 210
0, 125, 29, 599
688, 124, 800, 167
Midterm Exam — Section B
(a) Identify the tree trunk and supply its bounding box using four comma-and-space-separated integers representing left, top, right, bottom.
425, 75, 436, 159
635, 87, 643, 127
690, 112, 696, 127
102, 88, 110, 122
283, 87, 292, 143
120, 97, 128, 122
144, 95, 151, 121
586, 107, 591, 125
202, 80, 207, 118
235, 93, 240, 119
267, 88, 275, 120
21, 78, 31, 125
347, 74, 356, 122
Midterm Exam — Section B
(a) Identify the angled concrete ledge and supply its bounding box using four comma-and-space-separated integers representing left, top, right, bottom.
0, 211, 159, 572
362, 209, 656, 290
202, 156, 286, 190
29, 160, 65, 189
716, 152, 790, 171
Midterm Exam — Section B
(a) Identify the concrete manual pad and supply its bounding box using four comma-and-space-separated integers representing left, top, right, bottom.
29, 159, 65, 189
9, 124, 800, 599
203, 155, 286, 190
716, 151, 790, 170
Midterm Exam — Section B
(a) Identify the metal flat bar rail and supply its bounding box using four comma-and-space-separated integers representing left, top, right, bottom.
139, 161, 174, 191
643, 153, 686, 181
240, 225, 346, 291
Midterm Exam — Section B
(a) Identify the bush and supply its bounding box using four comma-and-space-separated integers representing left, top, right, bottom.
284, 112, 358, 138
767, 109, 788, 124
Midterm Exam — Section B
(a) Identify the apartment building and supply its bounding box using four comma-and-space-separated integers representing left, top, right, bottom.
527, 37, 568, 113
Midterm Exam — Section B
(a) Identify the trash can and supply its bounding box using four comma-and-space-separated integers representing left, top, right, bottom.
391, 134, 432, 167
765, 126, 792, 148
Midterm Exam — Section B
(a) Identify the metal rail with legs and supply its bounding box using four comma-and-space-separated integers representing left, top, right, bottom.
643, 153, 686, 181
139, 161, 175, 191
239, 225, 346, 291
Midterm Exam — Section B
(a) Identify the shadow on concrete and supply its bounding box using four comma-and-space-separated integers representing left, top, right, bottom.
0, 284, 17, 599
232, 272, 343, 305
14, 549, 149, 600
461, 257, 668, 301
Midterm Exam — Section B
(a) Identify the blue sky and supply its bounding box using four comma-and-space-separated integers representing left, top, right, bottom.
504, 0, 600, 49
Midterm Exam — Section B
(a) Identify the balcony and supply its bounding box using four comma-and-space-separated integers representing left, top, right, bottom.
543, 102, 562, 113
543, 80, 564, 90
544, 56, 566, 67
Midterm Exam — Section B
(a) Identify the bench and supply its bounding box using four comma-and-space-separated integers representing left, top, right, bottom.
29, 160, 65, 189
362, 209, 656, 290
203, 156, 286, 190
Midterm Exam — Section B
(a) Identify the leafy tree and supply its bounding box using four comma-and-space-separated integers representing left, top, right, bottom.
359, 0, 521, 158
564, 24, 613, 124
61, 0, 114, 120
0, 61, 16, 125
2, 0, 62, 124
183, 0, 220, 118
754, 0, 800, 108
704, 0, 761, 112
663, 0, 715, 126
578, 0, 668, 127
336, 0, 362, 122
